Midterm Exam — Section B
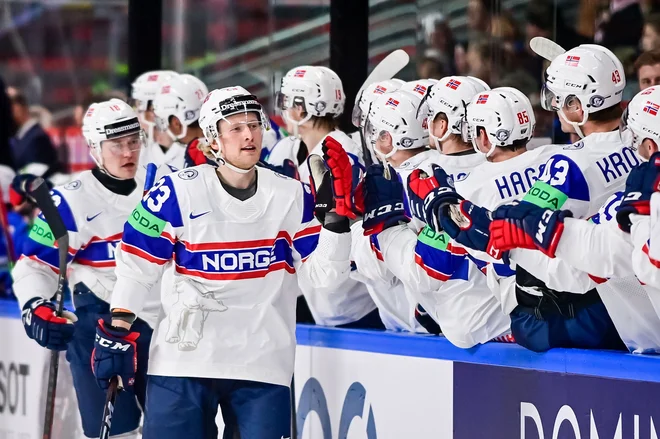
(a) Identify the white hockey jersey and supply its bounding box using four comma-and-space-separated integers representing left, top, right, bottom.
139, 141, 187, 172
111, 165, 352, 386
367, 149, 510, 346
630, 195, 660, 290
264, 130, 364, 183
12, 167, 166, 328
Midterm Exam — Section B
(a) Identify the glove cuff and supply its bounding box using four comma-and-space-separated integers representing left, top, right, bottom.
323, 212, 351, 233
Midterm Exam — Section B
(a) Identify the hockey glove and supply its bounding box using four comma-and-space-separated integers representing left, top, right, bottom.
308, 155, 335, 223
407, 164, 463, 231
21, 297, 77, 351
617, 153, 660, 233
257, 159, 300, 180
362, 164, 409, 236
10, 173, 52, 208
439, 200, 502, 259
93, 319, 140, 392
322, 135, 364, 218
491, 201, 572, 258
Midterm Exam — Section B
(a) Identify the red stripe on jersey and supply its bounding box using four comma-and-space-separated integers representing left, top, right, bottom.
447, 242, 467, 255
86, 233, 123, 245
180, 231, 293, 252
21, 254, 59, 273
588, 274, 608, 284
643, 243, 660, 268
120, 242, 170, 265
293, 225, 322, 240
370, 240, 384, 261
175, 260, 296, 280
414, 253, 451, 281
76, 259, 116, 268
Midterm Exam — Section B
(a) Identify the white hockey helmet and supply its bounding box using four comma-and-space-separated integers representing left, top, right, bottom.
462, 87, 535, 157
541, 44, 625, 138
130, 70, 178, 112
365, 90, 430, 160
180, 73, 209, 98
152, 74, 207, 142
400, 79, 437, 100
620, 86, 660, 158
351, 78, 405, 129
82, 98, 144, 172
426, 75, 491, 148
198, 86, 268, 173
276, 65, 345, 136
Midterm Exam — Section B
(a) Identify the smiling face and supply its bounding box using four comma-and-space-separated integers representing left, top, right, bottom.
216, 112, 263, 170
98, 132, 142, 179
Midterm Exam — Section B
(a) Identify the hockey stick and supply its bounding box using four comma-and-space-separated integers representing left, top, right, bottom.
29, 178, 70, 439
356, 49, 409, 99
529, 36, 566, 61
144, 163, 157, 196
99, 376, 120, 439
0, 184, 15, 265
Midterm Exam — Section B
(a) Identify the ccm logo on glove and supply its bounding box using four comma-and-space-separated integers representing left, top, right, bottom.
95, 334, 133, 352
364, 202, 405, 222
535, 210, 555, 243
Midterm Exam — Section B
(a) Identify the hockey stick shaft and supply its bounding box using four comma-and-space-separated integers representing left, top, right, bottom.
0, 184, 15, 265
99, 377, 120, 439
30, 178, 69, 439
290, 375, 297, 439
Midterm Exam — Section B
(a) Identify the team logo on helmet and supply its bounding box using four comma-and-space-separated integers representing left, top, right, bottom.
589, 95, 605, 108
446, 79, 461, 90
400, 137, 414, 148
185, 110, 196, 121
314, 102, 327, 113
294, 70, 306, 78
643, 101, 660, 116
495, 129, 510, 142
178, 169, 199, 180
565, 55, 580, 67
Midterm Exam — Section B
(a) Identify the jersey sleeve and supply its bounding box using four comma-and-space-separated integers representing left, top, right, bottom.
522, 153, 591, 218
111, 176, 183, 316
630, 215, 660, 289
12, 189, 84, 308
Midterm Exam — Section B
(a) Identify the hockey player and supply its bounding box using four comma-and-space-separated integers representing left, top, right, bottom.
480, 87, 660, 352
150, 73, 207, 172
93, 87, 354, 438
14, 99, 159, 438
272, 65, 365, 182
130, 70, 178, 148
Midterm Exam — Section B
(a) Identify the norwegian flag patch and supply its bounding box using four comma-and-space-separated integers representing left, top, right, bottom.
147, 74, 159, 81
446, 79, 461, 90
374, 85, 387, 94
294, 70, 306, 78
476, 94, 489, 104
565, 55, 581, 67
161, 85, 171, 94
644, 101, 659, 116
386, 97, 399, 107
413, 84, 427, 95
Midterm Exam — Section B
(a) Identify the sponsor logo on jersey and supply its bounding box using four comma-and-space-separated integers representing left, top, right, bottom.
189, 211, 210, 220
129, 204, 166, 237
446, 79, 461, 90
523, 181, 568, 210
563, 140, 584, 150
565, 55, 580, 66
476, 94, 489, 104
86, 212, 102, 222
64, 180, 81, 190
28, 217, 55, 247
178, 169, 198, 180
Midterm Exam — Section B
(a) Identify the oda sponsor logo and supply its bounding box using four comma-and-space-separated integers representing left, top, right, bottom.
297, 377, 376, 439
453, 363, 660, 439
130, 208, 162, 235
0, 362, 29, 416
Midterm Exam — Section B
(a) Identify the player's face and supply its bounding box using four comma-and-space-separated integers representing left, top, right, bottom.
431, 114, 447, 141
100, 133, 142, 179
640, 138, 659, 161
475, 128, 491, 155
218, 113, 263, 170
638, 64, 660, 90
374, 130, 394, 157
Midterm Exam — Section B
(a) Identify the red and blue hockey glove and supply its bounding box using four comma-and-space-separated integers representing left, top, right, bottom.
21, 297, 77, 351
10, 173, 52, 207
92, 319, 140, 392
616, 152, 660, 233
491, 201, 573, 258
439, 200, 502, 259
322, 135, 364, 218
407, 164, 463, 231
362, 164, 409, 235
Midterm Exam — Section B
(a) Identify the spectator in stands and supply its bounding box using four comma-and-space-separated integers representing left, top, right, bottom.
595, 0, 644, 48
418, 12, 456, 77
642, 13, 660, 51
467, 0, 492, 37
635, 49, 660, 89
7, 88, 60, 178
466, 38, 492, 85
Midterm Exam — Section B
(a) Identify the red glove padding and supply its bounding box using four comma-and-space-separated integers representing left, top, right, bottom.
322, 136, 364, 219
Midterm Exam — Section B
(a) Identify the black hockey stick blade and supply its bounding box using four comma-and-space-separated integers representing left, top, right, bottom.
30, 177, 71, 439
99, 377, 121, 439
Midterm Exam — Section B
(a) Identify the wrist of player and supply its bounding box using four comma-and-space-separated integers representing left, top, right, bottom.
526, 209, 571, 258
21, 297, 77, 351
362, 202, 409, 236
439, 201, 503, 259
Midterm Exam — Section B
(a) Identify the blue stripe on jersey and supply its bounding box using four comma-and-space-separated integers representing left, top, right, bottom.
414, 240, 469, 281
43, 189, 78, 232
21, 239, 74, 270
76, 239, 120, 264
492, 262, 516, 277
300, 182, 315, 224
121, 224, 174, 262
540, 154, 590, 202
174, 236, 294, 275
347, 152, 365, 170
293, 227, 321, 260
144, 176, 184, 227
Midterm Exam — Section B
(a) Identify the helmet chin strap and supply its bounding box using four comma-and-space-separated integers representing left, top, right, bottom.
167, 124, 188, 142
283, 110, 312, 139
558, 108, 588, 139
209, 140, 254, 174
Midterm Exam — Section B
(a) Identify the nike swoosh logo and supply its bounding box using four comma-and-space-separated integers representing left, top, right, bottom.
86, 212, 102, 222
189, 211, 211, 220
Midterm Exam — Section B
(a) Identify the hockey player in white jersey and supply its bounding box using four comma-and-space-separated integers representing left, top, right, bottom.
130, 70, 177, 148
149, 73, 207, 172
483, 87, 660, 353
271, 65, 365, 182
14, 99, 159, 438
92, 87, 354, 438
